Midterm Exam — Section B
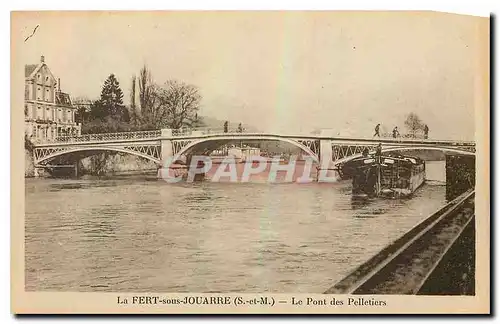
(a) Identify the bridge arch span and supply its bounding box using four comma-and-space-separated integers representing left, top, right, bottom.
174, 135, 320, 163
333, 145, 475, 166
35, 146, 161, 165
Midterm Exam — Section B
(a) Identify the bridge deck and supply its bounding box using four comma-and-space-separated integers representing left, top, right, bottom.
31, 129, 475, 147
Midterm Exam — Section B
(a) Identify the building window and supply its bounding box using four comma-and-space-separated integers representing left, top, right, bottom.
45, 76, 48, 81
37, 74, 40, 80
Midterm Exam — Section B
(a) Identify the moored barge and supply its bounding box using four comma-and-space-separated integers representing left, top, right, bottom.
340, 153, 426, 198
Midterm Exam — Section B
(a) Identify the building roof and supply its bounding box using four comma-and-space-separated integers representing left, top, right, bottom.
25, 56, 56, 82
25, 64, 38, 78
55, 92, 72, 107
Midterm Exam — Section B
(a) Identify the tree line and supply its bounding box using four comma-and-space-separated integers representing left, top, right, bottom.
75, 65, 204, 134
404, 112, 429, 138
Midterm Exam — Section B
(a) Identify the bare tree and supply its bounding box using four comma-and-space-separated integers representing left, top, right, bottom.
138, 66, 153, 109
129, 75, 142, 127
72, 96, 94, 124
132, 65, 170, 129
404, 112, 425, 138
89, 152, 111, 176
159, 80, 201, 129
130, 75, 136, 111
131, 65, 202, 130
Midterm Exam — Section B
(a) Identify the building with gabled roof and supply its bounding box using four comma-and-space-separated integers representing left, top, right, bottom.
25, 55, 81, 142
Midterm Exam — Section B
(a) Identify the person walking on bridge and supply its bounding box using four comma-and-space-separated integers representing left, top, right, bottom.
392, 126, 400, 138
423, 124, 429, 139
373, 124, 381, 137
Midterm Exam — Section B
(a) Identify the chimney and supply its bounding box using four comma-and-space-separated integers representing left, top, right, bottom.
58, 78, 61, 92
40, 55, 45, 63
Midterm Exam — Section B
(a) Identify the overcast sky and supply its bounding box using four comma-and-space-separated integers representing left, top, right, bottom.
15, 11, 486, 140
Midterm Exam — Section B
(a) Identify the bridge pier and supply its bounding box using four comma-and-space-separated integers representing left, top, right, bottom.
158, 129, 174, 179
160, 129, 174, 165
446, 155, 475, 201
317, 129, 338, 182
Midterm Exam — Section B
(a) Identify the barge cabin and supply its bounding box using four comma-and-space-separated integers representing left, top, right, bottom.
340, 153, 425, 198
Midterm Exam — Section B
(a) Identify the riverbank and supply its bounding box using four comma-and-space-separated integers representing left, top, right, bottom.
80, 153, 157, 176
25, 150, 35, 177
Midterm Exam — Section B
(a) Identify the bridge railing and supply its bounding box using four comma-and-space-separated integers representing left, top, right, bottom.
41, 130, 162, 144
32, 127, 475, 146
172, 127, 250, 136
34, 128, 248, 144
379, 132, 426, 140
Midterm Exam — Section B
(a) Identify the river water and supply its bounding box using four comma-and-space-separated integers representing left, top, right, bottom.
25, 162, 447, 293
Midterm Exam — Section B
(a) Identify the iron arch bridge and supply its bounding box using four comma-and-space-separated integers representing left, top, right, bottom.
330, 143, 476, 166
31, 129, 475, 168
172, 134, 320, 163
34, 145, 162, 165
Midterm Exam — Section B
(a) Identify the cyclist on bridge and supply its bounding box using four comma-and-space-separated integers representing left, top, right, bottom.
392, 126, 400, 138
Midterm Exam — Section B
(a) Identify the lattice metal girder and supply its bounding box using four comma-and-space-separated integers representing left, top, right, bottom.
123, 145, 161, 160
172, 139, 194, 154
331, 142, 475, 162
34, 144, 162, 164
34, 147, 68, 163
295, 139, 320, 155
331, 144, 378, 161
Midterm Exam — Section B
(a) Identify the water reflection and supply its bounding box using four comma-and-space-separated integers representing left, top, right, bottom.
350, 196, 372, 210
